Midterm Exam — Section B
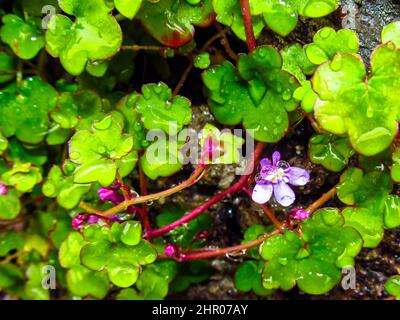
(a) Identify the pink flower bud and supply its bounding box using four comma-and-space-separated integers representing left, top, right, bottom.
0, 182, 8, 196
290, 208, 309, 221
164, 244, 177, 257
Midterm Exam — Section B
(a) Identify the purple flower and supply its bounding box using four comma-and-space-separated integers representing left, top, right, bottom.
290, 208, 309, 221
97, 187, 124, 205
0, 182, 8, 195
252, 151, 310, 207
164, 244, 177, 257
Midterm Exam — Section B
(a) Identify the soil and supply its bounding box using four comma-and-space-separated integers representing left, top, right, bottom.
156, 0, 400, 300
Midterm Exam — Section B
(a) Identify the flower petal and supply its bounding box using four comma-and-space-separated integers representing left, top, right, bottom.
272, 151, 281, 166
260, 158, 272, 169
274, 182, 295, 207
287, 167, 310, 186
252, 183, 273, 204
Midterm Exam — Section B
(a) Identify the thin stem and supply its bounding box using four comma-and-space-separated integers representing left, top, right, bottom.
80, 164, 207, 218
145, 142, 266, 239
306, 186, 337, 214
175, 229, 281, 261
121, 45, 168, 52
241, 0, 257, 52
79, 201, 105, 216
243, 188, 283, 230
172, 28, 230, 97
215, 23, 239, 62
116, 172, 131, 201
300, 110, 324, 134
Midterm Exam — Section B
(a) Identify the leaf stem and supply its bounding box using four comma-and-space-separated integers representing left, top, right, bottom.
243, 188, 284, 230
306, 186, 337, 214
121, 45, 168, 52
172, 27, 230, 97
171, 229, 281, 261
241, 0, 257, 52
80, 164, 208, 218
144, 142, 266, 239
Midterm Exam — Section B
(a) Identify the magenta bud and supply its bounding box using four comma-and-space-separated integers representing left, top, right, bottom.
290, 208, 309, 221
97, 187, 124, 205
164, 244, 177, 257
0, 182, 8, 196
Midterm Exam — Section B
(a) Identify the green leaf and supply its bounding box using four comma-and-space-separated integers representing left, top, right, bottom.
385, 275, 400, 300
66, 266, 109, 299
0, 76, 57, 144
313, 43, 400, 156
0, 51, 15, 84
213, 0, 340, 39
8, 139, 48, 166
111, 221, 142, 246
382, 21, 400, 48
115, 0, 143, 19
0, 188, 21, 220
309, 134, 354, 172
241, 224, 270, 259
81, 224, 157, 288
137, 0, 214, 48
156, 204, 211, 249
45, 0, 122, 75
383, 195, 400, 229
25, 263, 50, 300
170, 260, 212, 293
59, 232, 109, 298
342, 206, 384, 248
51, 91, 106, 130
337, 168, 395, 248
0, 264, 23, 289
43, 165, 91, 209
391, 148, 400, 182
235, 260, 272, 296
1, 14, 45, 59
116, 94, 147, 150
136, 83, 192, 135
0, 131, 8, 155
337, 168, 392, 206
140, 134, 184, 180
261, 208, 362, 295
59, 232, 85, 268
282, 44, 316, 82
194, 52, 211, 69
0, 231, 24, 257
305, 27, 359, 65
203, 46, 299, 143
69, 114, 138, 186
1, 163, 42, 193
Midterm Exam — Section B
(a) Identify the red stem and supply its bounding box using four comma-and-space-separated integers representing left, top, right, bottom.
174, 229, 281, 261
144, 142, 266, 239
241, 0, 257, 52
243, 188, 283, 230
